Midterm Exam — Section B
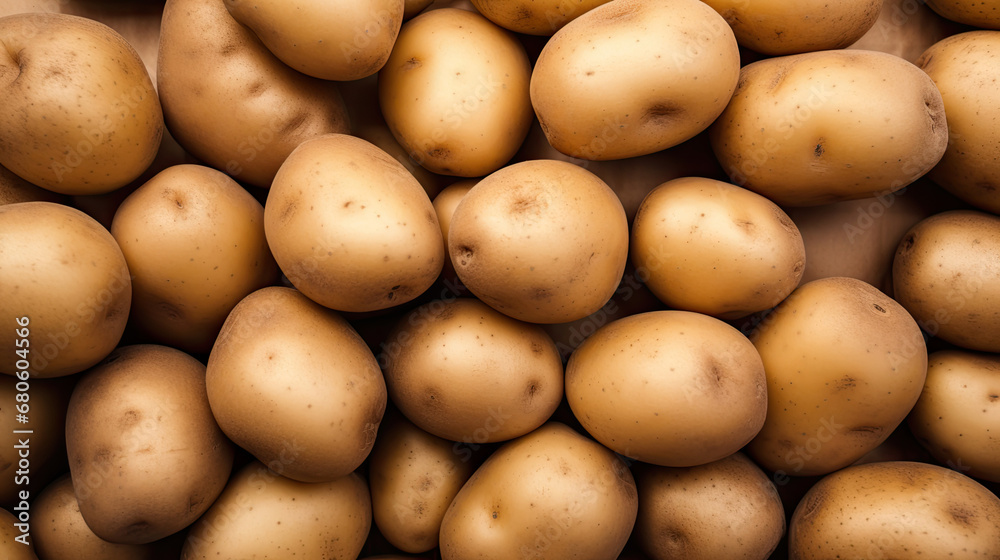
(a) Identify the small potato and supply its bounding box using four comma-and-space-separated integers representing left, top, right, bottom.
908, 350, 1000, 482
432, 180, 475, 278
566, 310, 768, 467
703, 0, 882, 55
789, 461, 1000, 559
893, 210, 1000, 353
925, 0, 1000, 28
470, 0, 612, 34
0, 507, 38, 559
265, 134, 444, 312
636, 453, 785, 560
368, 413, 476, 553
711, 49, 949, 206
631, 177, 805, 319
0, 165, 63, 206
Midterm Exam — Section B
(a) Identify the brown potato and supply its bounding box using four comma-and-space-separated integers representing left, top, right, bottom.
925, 0, 1000, 28
470, 0, 612, 34
0, 165, 64, 206
0, 507, 37, 558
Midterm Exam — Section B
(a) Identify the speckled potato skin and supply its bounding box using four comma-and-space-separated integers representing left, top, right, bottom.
0, 13, 162, 195
908, 351, 1000, 482
530, 0, 739, 160
378, 8, 533, 177
0, 507, 39, 559
439, 423, 637, 560
0, 202, 131, 378
747, 277, 928, 477
710, 49, 949, 206
631, 177, 805, 319
702, 0, 882, 55
181, 462, 371, 560
789, 461, 1000, 559
919, 31, 1000, 214
0, 165, 64, 206
65, 345, 235, 545
636, 453, 785, 560
470, 0, 612, 34
368, 413, 476, 553
925, 0, 1000, 28
448, 159, 628, 324
893, 210, 1000, 353
265, 134, 444, 312
566, 310, 768, 467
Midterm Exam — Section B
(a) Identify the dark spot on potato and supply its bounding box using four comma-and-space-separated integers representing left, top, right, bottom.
989, 394, 999, 401
280, 112, 309, 136
532, 287, 551, 300
814, 139, 825, 157
219, 43, 239, 56
720, 8, 741, 26
515, 6, 532, 20
899, 233, 916, 253
643, 103, 683, 125
93, 448, 112, 466
530, 341, 544, 355
124, 520, 151, 536
417, 476, 433, 492
456, 244, 475, 267
403, 57, 421, 70
925, 95, 945, 133
850, 425, 882, 436
872, 303, 886, 313
949, 504, 975, 526
188, 495, 205, 513
735, 218, 755, 232
427, 147, 450, 159
343, 201, 352, 208
279, 201, 297, 223
247, 80, 265, 96
491, 511, 498, 519
597, 1, 635, 22
835, 376, 857, 391
387, 285, 402, 301
769, 67, 789, 91
157, 300, 183, 321
121, 409, 141, 427
798, 490, 825, 522
977, 181, 996, 193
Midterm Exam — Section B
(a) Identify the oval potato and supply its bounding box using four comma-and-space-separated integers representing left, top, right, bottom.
470, 0, 612, 35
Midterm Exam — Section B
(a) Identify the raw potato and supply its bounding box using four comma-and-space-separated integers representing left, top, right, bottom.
111, 164, 279, 354
0, 13, 162, 195
0, 202, 131, 378
157, 0, 350, 187
747, 277, 928, 477
368, 413, 476, 553
225, 0, 403, 80
439, 423, 637, 560
919, 31, 1000, 214
265, 134, 444, 312
181, 462, 371, 560
789, 461, 1000, 559
206, 287, 387, 482
404, 0, 434, 19
636, 453, 785, 560
448, 159, 629, 324
893, 210, 1000, 353
65, 345, 234, 544
470, 0, 612, 34
925, 0, 1000, 28
0, 165, 63, 206
530, 0, 740, 160
0, 507, 37, 559
710, 49, 949, 206
566, 310, 768, 467
432, 179, 475, 277
908, 350, 1000, 482
381, 298, 564, 442
378, 8, 533, 176
631, 177, 805, 319
702, 0, 882, 55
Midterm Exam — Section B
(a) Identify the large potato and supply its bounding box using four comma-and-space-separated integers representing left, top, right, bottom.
264, 134, 443, 312
893, 210, 1000, 353
439, 423, 637, 560
0, 13, 162, 195
379, 8, 533, 177
566, 310, 768, 467
0, 202, 130, 378
530, 0, 739, 160
711, 49, 949, 206
470, 0, 612, 34
747, 277, 928, 477
157, 0, 350, 187
919, 31, 1000, 214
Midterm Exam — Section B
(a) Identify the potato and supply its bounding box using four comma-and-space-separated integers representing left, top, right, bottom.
368, 412, 476, 552
181, 462, 371, 560
65, 345, 234, 544
631, 177, 805, 319
566, 310, 767, 467
32, 475, 158, 560
789, 461, 1000, 559
893, 210, 1000, 353
111, 164, 278, 354
636, 453, 785, 560
747, 277, 927, 477
264, 134, 443, 312
918, 31, 1000, 214
925, 0, 1000, 28
158, 0, 350, 188
225, 0, 403, 81
448, 159, 628, 323
0, 507, 37, 559
908, 350, 1000, 482
470, 0, 612, 34
702, 0, 882, 55
530, 0, 739, 160
0, 165, 63, 206
439, 423, 637, 560
432, 180, 475, 278
404, 0, 434, 19
0, 13, 162, 195
207, 287, 387, 482
0, 202, 130, 378
381, 298, 563, 442
378, 8, 533, 176
710, 49, 949, 206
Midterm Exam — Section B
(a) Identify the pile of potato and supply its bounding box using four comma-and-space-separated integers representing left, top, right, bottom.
1, 0, 999, 558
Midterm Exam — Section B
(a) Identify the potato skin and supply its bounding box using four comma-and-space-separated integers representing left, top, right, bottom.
0, 507, 38, 559
925, 0, 1000, 28
0, 13, 162, 195
711, 49, 948, 206
747, 277, 928, 477
789, 461, 1000, 559
530, 0, 739, 160
470, 0, 612, 35
893, 210, 1000, 353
